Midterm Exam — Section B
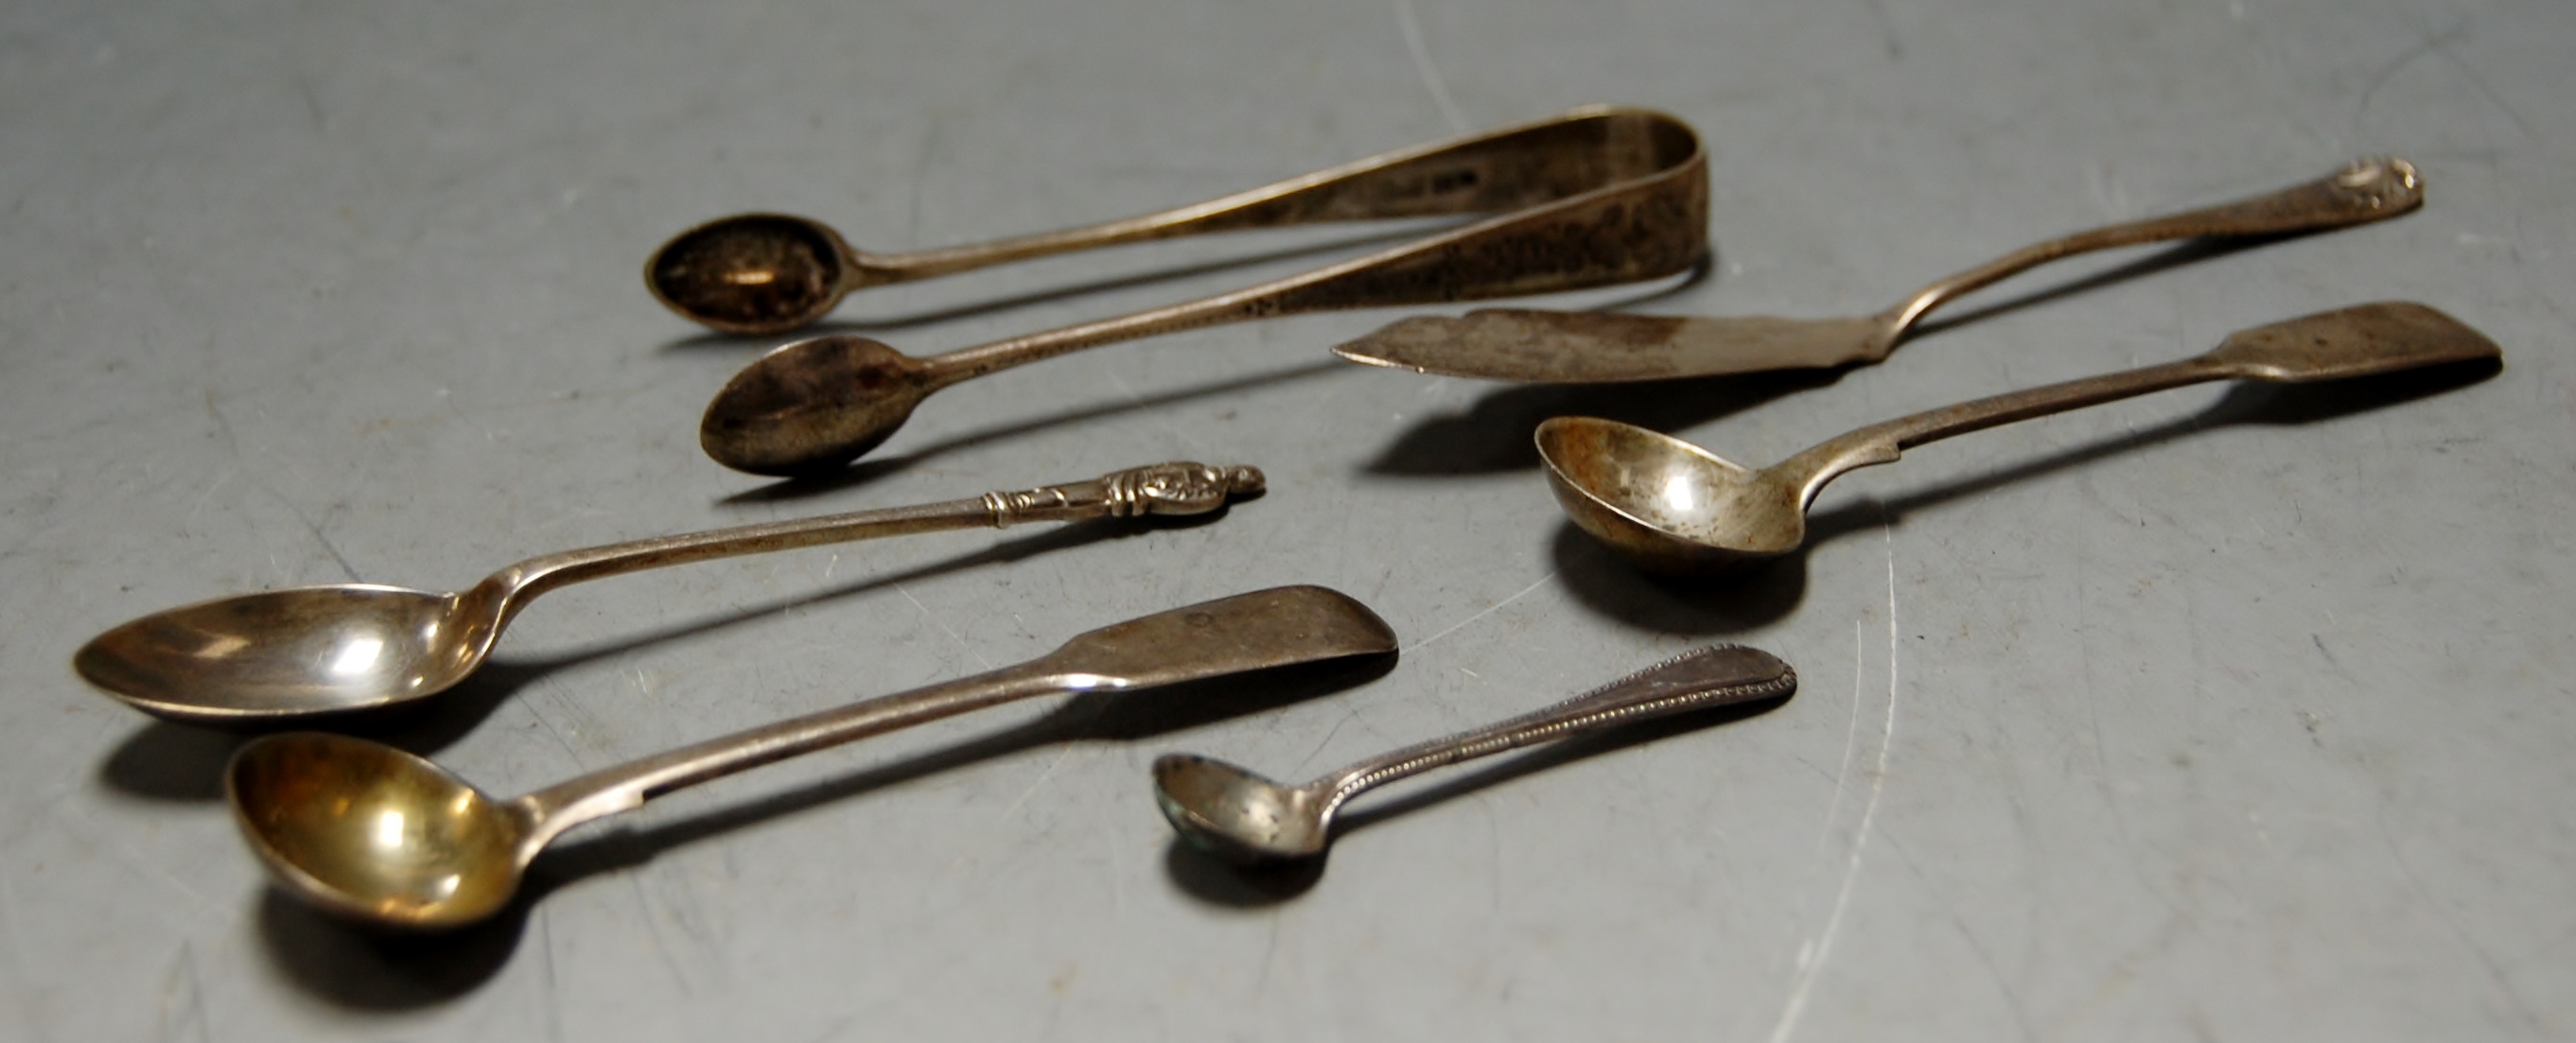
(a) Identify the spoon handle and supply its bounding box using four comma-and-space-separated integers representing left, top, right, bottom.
1773, 357, 2228, 508
513, 658, 1073, 848
482, 461, 1260, 614
1880, 158, 2422, 339
511, 584, 1394, 850
1307, 645, 1795, 820
912, 121, 1706, 385
859, 106, 1694, 286
1773, 301, 2501, 508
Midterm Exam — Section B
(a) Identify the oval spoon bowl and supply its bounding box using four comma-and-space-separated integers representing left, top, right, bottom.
646, 214, 854, 336
1151, 755, 1329, 862
1535, 416, 1802, 575
228, 732, 534, 929
74, 585, 486, 721
699, 335, 936, 476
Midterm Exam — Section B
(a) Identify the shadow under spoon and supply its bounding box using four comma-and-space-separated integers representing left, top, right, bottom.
1534, 301, 2500, 576
226, 584, 1398, 930
1153, 643, 1795, 865
75, 461, 1261, 723
1336, 157, 2424, 383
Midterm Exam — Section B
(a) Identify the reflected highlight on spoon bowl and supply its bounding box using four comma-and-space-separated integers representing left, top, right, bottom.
76, 584, 499, 721
698, 335, 942, 477
1534, 418, 1807, 576
229, 733, 534, 927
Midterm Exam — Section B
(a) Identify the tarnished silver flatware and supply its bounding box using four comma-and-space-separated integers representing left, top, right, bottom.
691, 107, 1709, 475
1335, 158, 2423, 383
1154, 643, 1795, 864
652, 105, 1705, 337
76, 461, 1260, 722
1537, 302, 2497, 575
227, 585, 1398, 929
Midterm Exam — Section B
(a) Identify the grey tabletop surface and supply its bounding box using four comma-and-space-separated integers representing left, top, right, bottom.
6, 0, 2572, 1039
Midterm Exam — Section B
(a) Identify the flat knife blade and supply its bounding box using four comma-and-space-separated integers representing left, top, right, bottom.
1332, 308, 1893, 384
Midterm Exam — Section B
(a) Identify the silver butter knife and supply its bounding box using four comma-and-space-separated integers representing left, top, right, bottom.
1334, 157, 2422, 384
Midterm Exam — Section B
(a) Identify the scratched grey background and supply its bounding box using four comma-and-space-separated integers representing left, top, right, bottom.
4, 0, 2571, 1039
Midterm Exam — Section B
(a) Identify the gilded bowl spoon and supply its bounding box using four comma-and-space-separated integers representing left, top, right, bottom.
228, 585, 1397, 930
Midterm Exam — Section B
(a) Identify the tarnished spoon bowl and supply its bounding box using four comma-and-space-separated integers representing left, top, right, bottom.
1535, 418, 1804, 576
699, 335, 938, 477
1152, 756, 1331, 862
646, 214, 858, 336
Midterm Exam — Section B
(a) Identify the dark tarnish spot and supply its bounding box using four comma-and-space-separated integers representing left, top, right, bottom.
710, 339, 911, 423
651, 217, 840, 330
703, 336, 926, 474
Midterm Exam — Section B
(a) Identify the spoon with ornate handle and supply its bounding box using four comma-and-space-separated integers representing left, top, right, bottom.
75, 461, 1262, 723
226, 584, 1398, 930
1154, 643, 1796, 864
650, 105, 1702, 336
695, 112, 1706, 476
1335, 157, 2423, 382
1537, 302, 2498, 575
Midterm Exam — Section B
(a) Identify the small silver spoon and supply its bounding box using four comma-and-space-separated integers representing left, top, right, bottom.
227, 585, 1398, 930
1153, 643, 1795, 864
1535, 302, 2498, 575
76, 461, 1261, 723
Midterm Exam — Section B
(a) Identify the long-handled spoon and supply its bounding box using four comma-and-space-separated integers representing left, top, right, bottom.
694, 112, 1707, 475
226, 584, 1398, 929
650, 106, 1702, 337
76, 461, 1262, 723
1536, 302, 2498, 575
1334, 158, 2424, 383
1153, 643, 1795, 864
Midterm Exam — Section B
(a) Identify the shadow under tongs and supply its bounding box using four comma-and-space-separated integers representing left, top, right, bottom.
252, 652, 1395, 1010
1162, 693, 1791, 908
93, 511, 1233, 804
1548, 354, 2505, 635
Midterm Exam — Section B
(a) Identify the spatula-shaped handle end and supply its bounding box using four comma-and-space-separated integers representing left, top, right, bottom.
2209, 302, 2500, 383
1043, 585, 1398, 689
